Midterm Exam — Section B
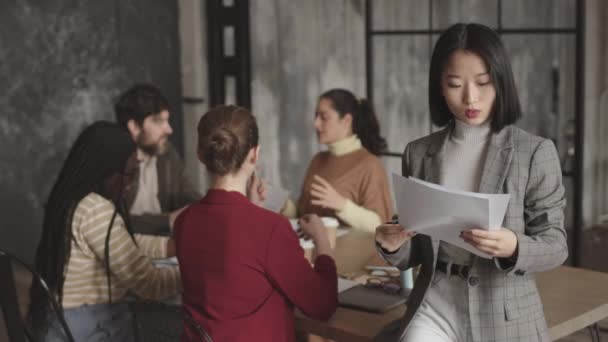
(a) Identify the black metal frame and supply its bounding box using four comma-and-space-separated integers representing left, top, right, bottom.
0, 250, 75, 342
207, 0, 252, 108
573, 0, 586, 268
366, 0, 585, 265
587, 323, 602, 342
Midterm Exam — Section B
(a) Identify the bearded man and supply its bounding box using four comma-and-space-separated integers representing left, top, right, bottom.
115, 84, 201, 235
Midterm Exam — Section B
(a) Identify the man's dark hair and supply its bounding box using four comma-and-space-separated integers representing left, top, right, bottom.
115, 83, 170, 127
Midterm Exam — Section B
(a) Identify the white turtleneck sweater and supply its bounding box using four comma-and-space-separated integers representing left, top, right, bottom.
326, 134, 362, 156
438, 119, 492, 265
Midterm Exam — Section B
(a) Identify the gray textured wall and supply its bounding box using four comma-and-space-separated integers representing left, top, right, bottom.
3, 0, 606, 265
244, 0, 606, 230
179, 0, 211, 194
250, 0, 366, 196
0, 0, 183, 262
244, 0, 608, 234
584, 0, 608, 226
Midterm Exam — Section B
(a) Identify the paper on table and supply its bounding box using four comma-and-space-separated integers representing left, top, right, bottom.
338, 277, 359, 293
392, 174, 510, 258
263, 183, 289, 213
289, 218, 349, 249
152, 257, 178, 268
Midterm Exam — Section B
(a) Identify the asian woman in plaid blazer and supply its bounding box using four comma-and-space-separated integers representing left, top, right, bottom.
376, 23, 567, 342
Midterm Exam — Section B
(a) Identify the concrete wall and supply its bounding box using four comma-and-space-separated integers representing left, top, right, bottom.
583, 0, 608, 226
250, 0, 366, 196
0, 0, 183, 262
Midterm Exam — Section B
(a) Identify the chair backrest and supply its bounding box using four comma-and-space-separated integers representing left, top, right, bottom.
129, 300, 211, 342
0, 252, 26, 342
183, 310, 212, 342
0, 250, 75, 342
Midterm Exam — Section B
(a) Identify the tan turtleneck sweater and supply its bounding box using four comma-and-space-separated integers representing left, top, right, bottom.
283, 135, 393, 232
438, 119, 492, 265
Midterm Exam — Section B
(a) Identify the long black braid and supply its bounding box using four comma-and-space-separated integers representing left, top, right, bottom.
104, 181, 134, 303
30, 121, 136, 329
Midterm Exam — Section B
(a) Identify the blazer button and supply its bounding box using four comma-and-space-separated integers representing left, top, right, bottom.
468, 276, 479, 287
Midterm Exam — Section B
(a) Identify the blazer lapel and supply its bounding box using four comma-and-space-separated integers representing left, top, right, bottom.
478, 125, 514, 194
422, 126, 451, 185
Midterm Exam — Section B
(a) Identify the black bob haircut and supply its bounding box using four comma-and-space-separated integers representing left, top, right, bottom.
429, 23, 522, 132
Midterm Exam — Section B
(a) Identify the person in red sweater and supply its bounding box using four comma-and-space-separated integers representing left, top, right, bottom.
174, 105, 338, 341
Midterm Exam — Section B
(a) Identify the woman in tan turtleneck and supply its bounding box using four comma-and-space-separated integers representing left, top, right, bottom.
282, 89, 393, 232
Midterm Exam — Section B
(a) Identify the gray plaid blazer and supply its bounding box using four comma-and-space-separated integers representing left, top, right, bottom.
379, 124, 567, 342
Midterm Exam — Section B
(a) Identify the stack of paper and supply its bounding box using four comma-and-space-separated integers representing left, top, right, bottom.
289, 218, 349, 249
392, 174, 510, 258
152, 257, 178, 268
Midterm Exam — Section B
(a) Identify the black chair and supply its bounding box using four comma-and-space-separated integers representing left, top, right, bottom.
0, 249, 75, 342
129, 300, 211, 342
183, 309, 212, 342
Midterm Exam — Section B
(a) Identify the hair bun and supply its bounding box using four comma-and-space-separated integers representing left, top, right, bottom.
197, 105, 259, 176
209, 128, 237, 154
204, 128, 238, 174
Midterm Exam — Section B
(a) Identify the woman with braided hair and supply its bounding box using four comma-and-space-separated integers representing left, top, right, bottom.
31, 121, 181, 341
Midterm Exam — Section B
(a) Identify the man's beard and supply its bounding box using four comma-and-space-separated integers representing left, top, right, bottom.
137, 134, 168, 156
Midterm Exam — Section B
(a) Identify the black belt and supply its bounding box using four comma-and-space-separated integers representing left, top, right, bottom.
436, 260, 470, 278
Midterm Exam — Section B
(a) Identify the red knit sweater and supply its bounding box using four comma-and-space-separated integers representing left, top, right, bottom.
174, 189, 338, 341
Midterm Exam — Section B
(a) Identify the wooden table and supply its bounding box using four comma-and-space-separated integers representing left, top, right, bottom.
541, 266, 608, 340
295, 231, 608, 341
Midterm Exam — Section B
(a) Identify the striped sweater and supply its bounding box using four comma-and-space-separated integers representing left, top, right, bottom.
61, 192, 181, 308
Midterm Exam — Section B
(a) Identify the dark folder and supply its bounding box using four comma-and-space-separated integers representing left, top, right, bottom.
338, 284, 407, 313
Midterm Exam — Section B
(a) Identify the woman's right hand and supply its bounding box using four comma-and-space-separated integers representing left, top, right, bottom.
246, 172, 267, 207
375, 224, 416, 253
298, 214, 326, 241
298, 214, 333, 258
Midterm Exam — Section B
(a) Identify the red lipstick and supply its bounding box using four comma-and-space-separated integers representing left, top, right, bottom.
465, 109, 480, 119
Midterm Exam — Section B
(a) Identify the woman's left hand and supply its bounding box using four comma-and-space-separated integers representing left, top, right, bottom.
310, 174, 346, 211
461, 228, 518, 258
247, 173, 267, 207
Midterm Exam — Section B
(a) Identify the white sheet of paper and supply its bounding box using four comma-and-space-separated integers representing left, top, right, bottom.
408, 177, 510, 228
392, 174, 510, 258
152, 257, 178, 268
296, 228, 350, 249
289, 219, 349, 249
338, 277, 359, 293
263, 183, 289, 213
